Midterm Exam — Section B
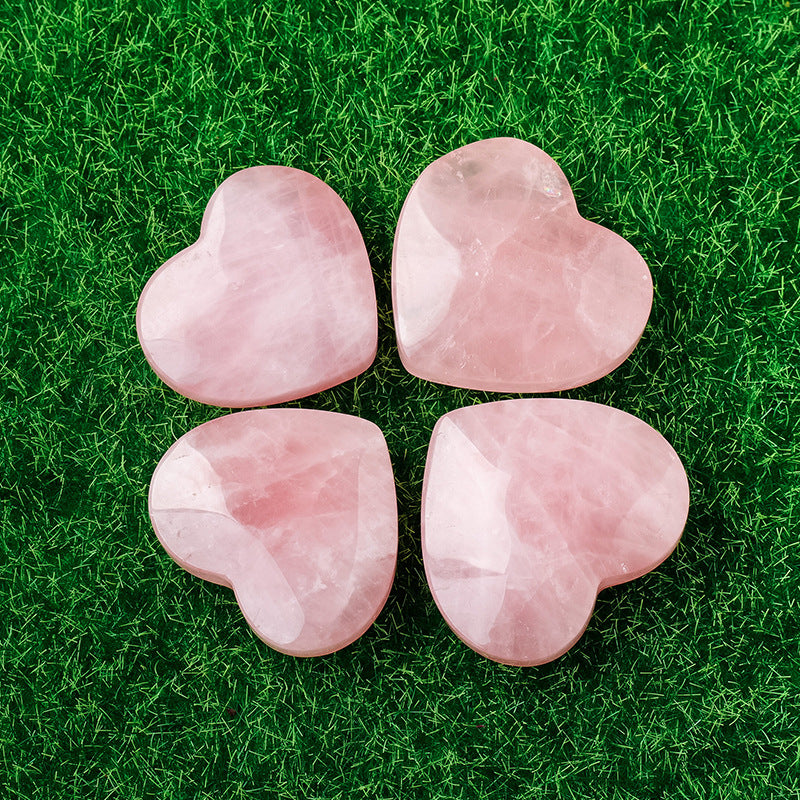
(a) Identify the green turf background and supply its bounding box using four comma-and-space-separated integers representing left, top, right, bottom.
2, 1, 799, 797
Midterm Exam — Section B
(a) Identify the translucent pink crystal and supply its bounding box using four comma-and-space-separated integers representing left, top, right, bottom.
149, 409, 397, 656
137, 166, 378, 407
393, 138, 653, 392
422, 399, 689, 666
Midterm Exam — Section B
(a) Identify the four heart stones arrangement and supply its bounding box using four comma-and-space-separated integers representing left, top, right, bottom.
137, 137, 690, 667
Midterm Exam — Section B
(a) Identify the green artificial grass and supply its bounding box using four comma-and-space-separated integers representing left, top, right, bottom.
1, 1, 799, 797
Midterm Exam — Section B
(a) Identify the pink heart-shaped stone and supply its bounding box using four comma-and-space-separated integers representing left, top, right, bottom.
149, 409, 397, 656
422, 399, 689, 666
137, 166, 378, 407
393, 138, 653, 392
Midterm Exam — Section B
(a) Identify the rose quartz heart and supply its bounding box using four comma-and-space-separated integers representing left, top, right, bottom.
393, 138, 653, 392
137, 166, 378, 407
148, 409, 397, 656
422, 399, 689, 666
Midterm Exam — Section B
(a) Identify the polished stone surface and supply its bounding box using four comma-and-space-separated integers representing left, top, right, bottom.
422, 399, 689, 666
137, 166, 377, 407
149, 409, 397, 656
393, 138, 653, 392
